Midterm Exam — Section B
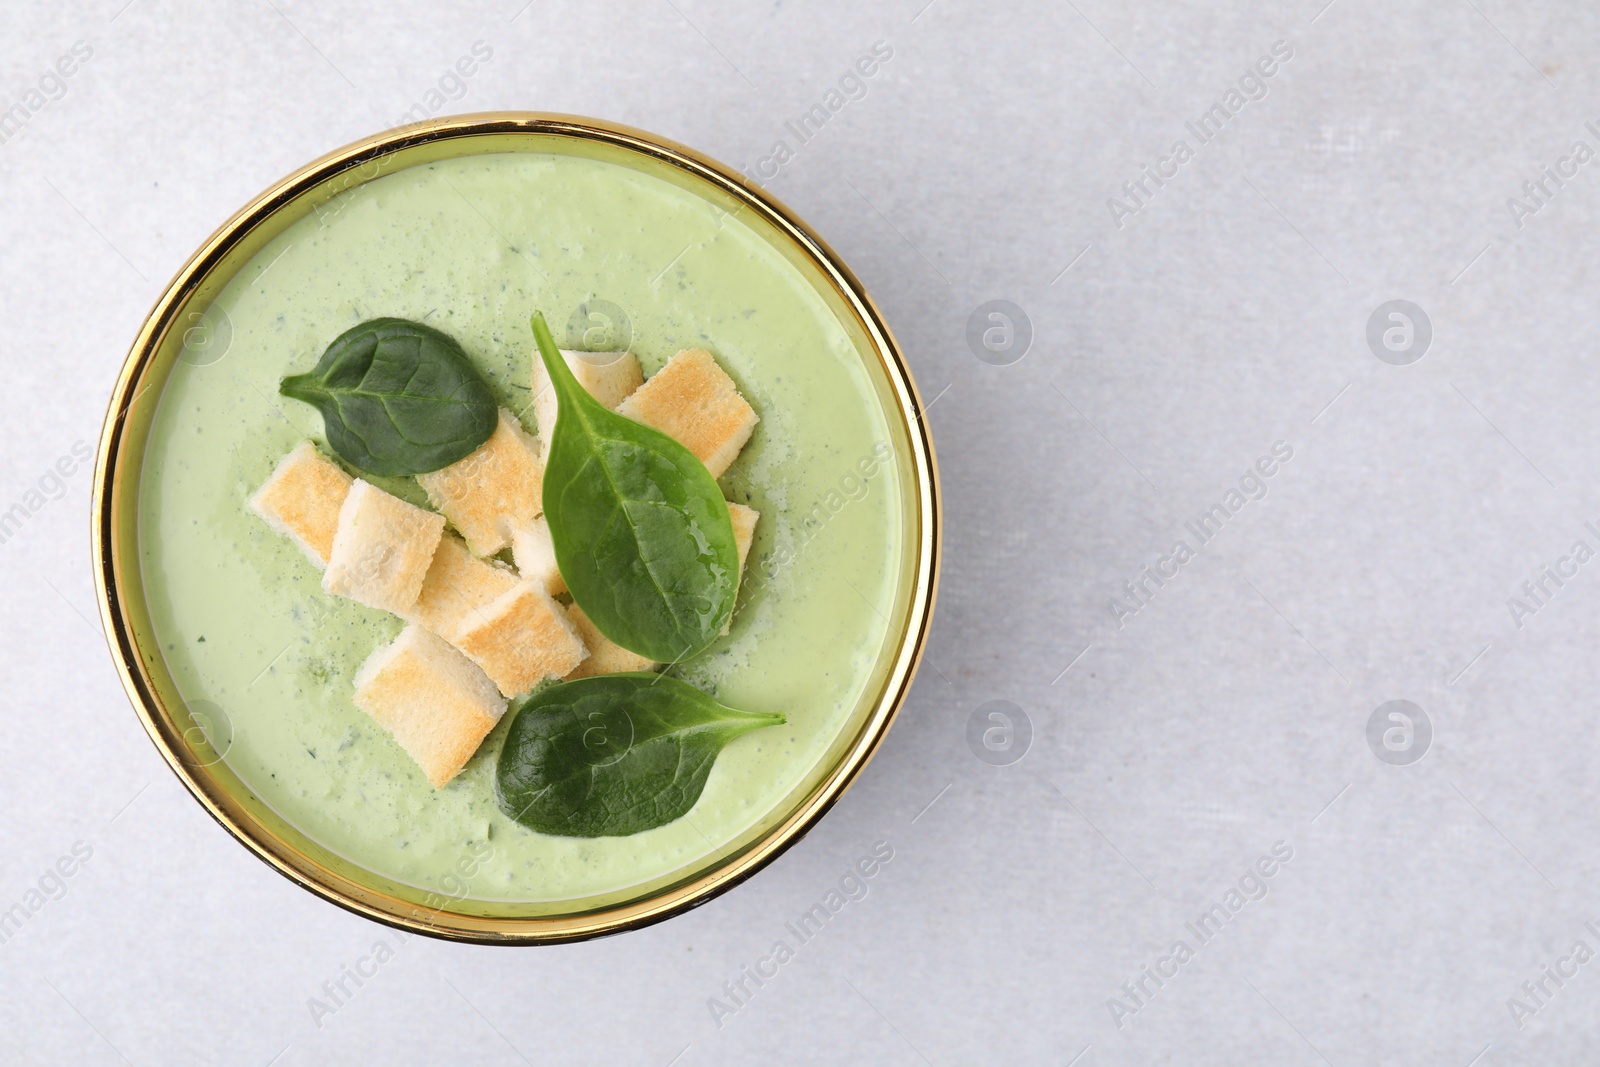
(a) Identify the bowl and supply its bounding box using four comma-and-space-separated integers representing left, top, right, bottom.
92, 113, 938, 943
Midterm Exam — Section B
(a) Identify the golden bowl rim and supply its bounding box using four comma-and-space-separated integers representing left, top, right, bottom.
90, 111, 941, 944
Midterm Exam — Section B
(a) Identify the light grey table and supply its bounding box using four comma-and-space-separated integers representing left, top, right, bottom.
3, 1, 1595, 1063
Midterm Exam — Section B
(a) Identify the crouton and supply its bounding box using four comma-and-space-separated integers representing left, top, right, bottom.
531, 349, 644, 440
565, 603, 657, 679
614, 349, 758, 478
417, 408, 543, 557
723, 502, 759, 635
248, 441, 353, 567
352, 625, 507, 788
509, 517, 565, 596
727, 502, 758, 576
401, 532, 519, 636
451, 582, 588, 697
400, 536, 580, 695
323, 480, 445, 615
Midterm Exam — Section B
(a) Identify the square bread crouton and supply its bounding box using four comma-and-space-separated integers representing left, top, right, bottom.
450, 582, 587, 697
323, 480, 446, 615
531, 349, 644, 440
565, 603, 657, 679
722, 502, 759, 635
248, 441, 352, 567
417, 408, 543, 557
509, 517, 565, 596
353, 625, 507, 788
400, 532, 519, 636
614, 349, 758, 478
727, 502, 758, 575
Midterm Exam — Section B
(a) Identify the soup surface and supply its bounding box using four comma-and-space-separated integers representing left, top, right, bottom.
137, 148, 902, 902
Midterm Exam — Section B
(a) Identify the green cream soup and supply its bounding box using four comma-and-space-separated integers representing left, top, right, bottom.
138, 149, 902, 903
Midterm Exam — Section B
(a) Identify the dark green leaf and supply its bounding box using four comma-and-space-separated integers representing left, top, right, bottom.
280, 317, 498, 476
495, 673, 784, 837
530, 311, 739, 663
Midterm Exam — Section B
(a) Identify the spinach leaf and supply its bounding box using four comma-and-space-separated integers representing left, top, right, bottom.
280, 318, 498, 477
495, 673, 784, 837
531, 311, 739, 663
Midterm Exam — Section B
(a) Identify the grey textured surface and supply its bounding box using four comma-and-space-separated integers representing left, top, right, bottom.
3, 0, 1597, 1063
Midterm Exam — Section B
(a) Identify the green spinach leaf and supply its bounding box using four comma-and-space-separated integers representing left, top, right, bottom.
495, 673, 784, 837
280, 317, 498, 476
531, 311, 739, 662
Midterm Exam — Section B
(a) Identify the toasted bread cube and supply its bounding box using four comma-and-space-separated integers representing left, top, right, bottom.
401, 536, 579, 692
509, 517, 566, 596
722, 502, 759, 635
531, 349, 644, 440
417, 408, 543, 557
727, 502, 758, 576
565, 603, 657, 680
615, 349, 758, 478
249, 442, 352, 567
323, 480, 446, 615
401, 533, 519, 636
450, 583, 587, 697
353, 625, 507, 788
